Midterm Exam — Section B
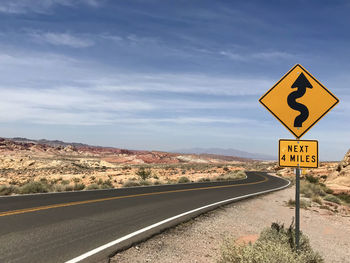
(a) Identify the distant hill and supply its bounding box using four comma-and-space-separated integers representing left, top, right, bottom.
8, 137, 271, 161
173, 147, 275, 161
11, 137, 92, 148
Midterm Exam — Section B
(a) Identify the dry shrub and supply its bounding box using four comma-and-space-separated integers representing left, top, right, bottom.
0, 185, 19, 195
323, 194, 341, 204
86, 183, 100, 190
219, 222, 323, 263
123, 180, 141, 187
178, 176, 190, 183
20, 181, 50, 194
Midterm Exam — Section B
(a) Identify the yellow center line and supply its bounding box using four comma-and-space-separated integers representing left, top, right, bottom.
0, 174, 268, 217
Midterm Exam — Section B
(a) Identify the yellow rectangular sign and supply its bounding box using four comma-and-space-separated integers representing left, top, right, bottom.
279, 139, 318, 168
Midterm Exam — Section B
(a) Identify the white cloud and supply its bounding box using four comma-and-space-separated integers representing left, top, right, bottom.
0, 87, 154, 125
30, 32, 94, 48
0, 48, 267, 126
91, 74, 273, 96
0, 0, 100, 14
220, 50, 295, 62
0, 85, 258, 126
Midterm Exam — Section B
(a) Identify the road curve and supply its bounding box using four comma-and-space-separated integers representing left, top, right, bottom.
0, 171, 289, 263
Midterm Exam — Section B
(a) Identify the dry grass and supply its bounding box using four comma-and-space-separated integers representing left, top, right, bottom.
219, 222, 323, 263
0, 160, 249, 195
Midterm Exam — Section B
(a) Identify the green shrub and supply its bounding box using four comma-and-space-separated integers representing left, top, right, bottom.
50, 179, 59, 185
136, 167, 152, 180
61, 180, 70, 185
154, 180, 162, 185
139, 180, 152, 186
325, 188, 334, 194
213, 171, 246, 182
312, 196, 323, 205
300, 181, 326, 198
64, 185, 73, 191
20, 182, 50, 194
223, 167, 230, 172
336, 193, 350, 204
234, 170, 247, 179
219, 222, 323, 263
305, 175, 319, 184
178, 176, 190, 183
197, 177, 211, 182
287, 198, 295, 206
123, 180, 141, 188
73, 183, 85, 191
39, 178, 48, 183
53, 184, 65, 192
287, 198, 311, 209
215, 176, 226, 181
319, 205, 331, 210
102, 179, 113, 187
0, 185, 18, 195
86, 183, 100, 190
72, 177, 81, 183
323, 194, 341, 204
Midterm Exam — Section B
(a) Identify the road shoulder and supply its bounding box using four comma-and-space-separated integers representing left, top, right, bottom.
110, 186, 350, 263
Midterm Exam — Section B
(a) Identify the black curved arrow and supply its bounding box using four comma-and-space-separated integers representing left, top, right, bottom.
287, 73, 313, 127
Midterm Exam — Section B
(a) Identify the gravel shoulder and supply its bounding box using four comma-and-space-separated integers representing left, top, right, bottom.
111, 185, 350, 263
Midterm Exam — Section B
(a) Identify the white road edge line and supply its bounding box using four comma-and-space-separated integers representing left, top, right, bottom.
65, 177, 290, 263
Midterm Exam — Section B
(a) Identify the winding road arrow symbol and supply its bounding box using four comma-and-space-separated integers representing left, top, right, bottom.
287, 72, 313, 127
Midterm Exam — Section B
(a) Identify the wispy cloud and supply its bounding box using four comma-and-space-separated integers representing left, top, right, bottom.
91, 74, 273, 96
0, 0, 100, 14
30, 32, 94, 48
0, 48, 273, 96
100, 33, 160, 46
0, 85, 257, 126
0, 86, 154, 125
0, 48, 264, 126
220, 50, 295, 62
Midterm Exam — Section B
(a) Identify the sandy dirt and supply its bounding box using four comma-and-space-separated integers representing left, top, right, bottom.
111, 186, 350, 263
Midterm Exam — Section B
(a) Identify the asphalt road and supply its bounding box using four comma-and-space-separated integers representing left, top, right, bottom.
0, 171, 289, 263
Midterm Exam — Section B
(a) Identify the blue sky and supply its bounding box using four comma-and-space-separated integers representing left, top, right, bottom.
0, 0, 349, 160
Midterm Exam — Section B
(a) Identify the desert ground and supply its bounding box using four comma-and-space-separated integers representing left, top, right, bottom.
1, 138, 349, 198
0, 138, 263, 194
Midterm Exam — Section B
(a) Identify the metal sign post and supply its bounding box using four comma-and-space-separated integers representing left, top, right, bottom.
295, 138, 300, 250
295, 163, 300, 250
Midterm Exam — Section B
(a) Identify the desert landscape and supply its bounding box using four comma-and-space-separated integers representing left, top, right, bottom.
0, 137, 251, 195
1, 137, 349, 216
0, 138, 350, 201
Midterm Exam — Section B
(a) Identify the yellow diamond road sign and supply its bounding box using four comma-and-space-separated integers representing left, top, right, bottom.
259, 64, 339, 138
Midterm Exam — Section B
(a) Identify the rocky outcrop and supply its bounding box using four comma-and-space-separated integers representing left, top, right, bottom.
336, 150, 350, 173
326, 150, 350, 194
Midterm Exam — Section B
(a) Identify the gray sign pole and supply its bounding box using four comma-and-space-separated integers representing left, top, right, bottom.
295, 163, 300, 250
